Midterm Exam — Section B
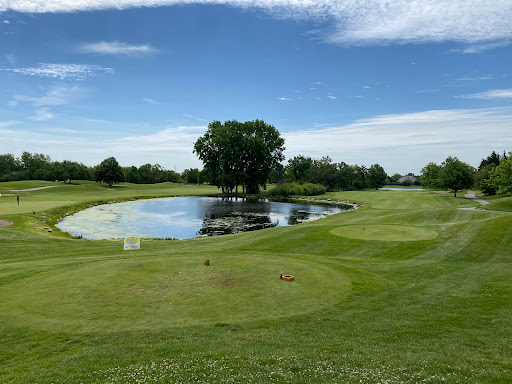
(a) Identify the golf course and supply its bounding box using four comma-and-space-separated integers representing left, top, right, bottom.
1, 180, 511, 383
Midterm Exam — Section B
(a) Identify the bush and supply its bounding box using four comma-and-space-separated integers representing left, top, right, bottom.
267, 182, 326, 197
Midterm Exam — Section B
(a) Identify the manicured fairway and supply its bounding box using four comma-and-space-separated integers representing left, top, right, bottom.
0, 181, 511, 383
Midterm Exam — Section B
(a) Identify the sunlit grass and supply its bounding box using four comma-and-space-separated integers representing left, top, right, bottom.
0, 181, 511, 383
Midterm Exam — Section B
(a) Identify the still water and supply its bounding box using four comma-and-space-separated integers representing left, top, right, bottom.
57, 197, 350, 240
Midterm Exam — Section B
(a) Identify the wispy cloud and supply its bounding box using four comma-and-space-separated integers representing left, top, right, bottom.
0, 120, 21, 128
3, 20, 9, 24
277, 97, 291, 101
28, 107, 55, 121
453, 41, 512, 54
7, 100, 18, 107
327, 95, 336, 100
14, 85, 85, 106
416, 89, 440, 93
457, 89, 512, 100
2, 1, 511, 49
78, 41, 158, 56
283, 107, 512, 172
143, 97, 159, 104
1, 63, 114, 80
457, 75, 493, 81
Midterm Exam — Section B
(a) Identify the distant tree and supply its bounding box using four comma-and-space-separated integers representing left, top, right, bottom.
0, 154, 24, 181
368, 164, 388, 190
479, 151, 502, 170
21, 152, 51, 180
389, 173, 402, 184
287, 155, 313, 183
268, 162, 285, 185
439, 157, 475, 197
95, 157, 125, 186
182, 168, 200, 184
420, 162, 443, 188
489, 152, 512, 194
336, 162, 355, 191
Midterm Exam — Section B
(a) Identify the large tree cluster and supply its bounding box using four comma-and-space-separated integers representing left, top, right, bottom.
193, 120, 285, 194
420, 156, 475, 196
283, 155, 388, 191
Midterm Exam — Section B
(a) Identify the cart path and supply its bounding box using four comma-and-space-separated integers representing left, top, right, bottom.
9, 186, 56, 192
464, 190, 490, 205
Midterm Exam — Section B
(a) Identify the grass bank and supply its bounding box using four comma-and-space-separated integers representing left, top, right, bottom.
0, 182, 511, 383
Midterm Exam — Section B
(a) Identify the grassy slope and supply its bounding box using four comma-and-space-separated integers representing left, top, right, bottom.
0, 183, 511, 383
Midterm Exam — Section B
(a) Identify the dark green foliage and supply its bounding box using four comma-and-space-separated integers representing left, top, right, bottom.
0, 153, 24, 181
194, 120, 285, 194
95, 157, 125, 186
439, 156, 475, 197
420, 162, 443, 188
267, 182, 326, 197
287, 155, 313, 182
368, 163, 388, 190
479, 150, 502, 170
488, 152, 512, 194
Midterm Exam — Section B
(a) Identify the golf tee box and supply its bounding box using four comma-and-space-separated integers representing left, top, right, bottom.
124, 236, 141, 250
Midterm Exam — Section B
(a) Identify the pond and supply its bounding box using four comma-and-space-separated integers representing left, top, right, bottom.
56, 197, 352, 240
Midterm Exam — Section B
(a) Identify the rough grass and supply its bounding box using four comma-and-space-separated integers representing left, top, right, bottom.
0, 182, 511, 383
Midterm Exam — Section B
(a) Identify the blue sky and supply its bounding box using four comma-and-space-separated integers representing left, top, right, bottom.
1, 1, 511, 174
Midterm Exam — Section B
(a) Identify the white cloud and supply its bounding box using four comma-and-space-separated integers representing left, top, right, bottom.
7, 100, 18, 107
14, 85, 84, 106
0, 120, 21, 128
457, 75, 493, 81
327, 95, 336, 99
283, 107, 512, 173
78, 41, 158, 55
457, 89, 512, 100
28, 107, 55, 121
143, 97, 159, 104
2, 63, 114, 80
416, 89, 440, 93
1, 1, 510, 49
3, 20, 9, 24
277, 97, 291, 101
454, 41, 512, 54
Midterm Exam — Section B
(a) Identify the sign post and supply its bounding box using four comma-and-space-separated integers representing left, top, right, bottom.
124, 236, 141, 251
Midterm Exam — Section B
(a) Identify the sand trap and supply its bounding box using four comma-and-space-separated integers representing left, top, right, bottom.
10, 186, 56, 192
0, 220, 13, 227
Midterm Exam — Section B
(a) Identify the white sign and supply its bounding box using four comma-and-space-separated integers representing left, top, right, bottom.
124, 236, 141, 251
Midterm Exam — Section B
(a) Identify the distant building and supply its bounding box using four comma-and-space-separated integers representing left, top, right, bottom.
397, 175, 418, 184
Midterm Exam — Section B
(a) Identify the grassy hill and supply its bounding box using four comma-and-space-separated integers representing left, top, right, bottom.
0, 181, 511, 383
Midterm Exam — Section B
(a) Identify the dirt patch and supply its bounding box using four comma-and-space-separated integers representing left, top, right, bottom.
0, 220, 13, 227
434, 191, 450, 194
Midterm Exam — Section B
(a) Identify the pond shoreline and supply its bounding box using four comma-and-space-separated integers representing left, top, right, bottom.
55, 195, 357, 240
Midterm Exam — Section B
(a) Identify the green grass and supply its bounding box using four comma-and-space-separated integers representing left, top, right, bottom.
1, 181, 511, 383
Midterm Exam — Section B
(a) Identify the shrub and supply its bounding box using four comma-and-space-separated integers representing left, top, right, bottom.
267, 182, 326, 197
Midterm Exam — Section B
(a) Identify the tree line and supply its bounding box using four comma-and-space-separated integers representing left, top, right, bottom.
0, 152, 181, 185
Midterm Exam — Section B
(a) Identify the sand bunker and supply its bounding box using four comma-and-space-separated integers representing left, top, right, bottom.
0, 220, 13, 227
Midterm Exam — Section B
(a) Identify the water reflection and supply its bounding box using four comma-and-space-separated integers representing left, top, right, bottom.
56, 196, 351, 240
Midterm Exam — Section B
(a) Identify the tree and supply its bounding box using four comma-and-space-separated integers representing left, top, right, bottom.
287, 155, 313, 182
420, 162, 442, 188
368, 164, 388, 190
95, 157, 125, 186
194, 120, 285, 195
489, 152, 512, 194
479, 151, 502, 170
21, 152, 51, 180
439, 157, 475, 197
